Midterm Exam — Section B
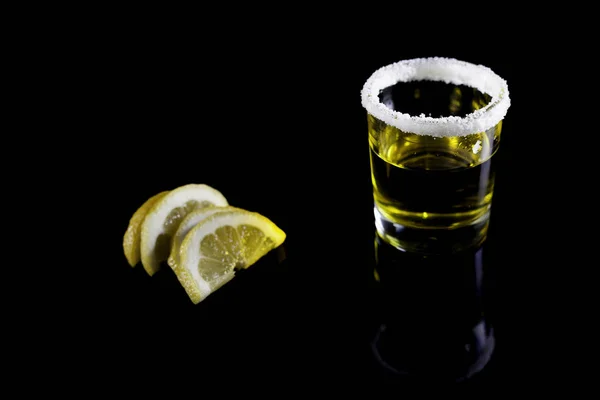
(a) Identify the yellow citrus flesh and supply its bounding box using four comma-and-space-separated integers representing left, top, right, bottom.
167, 206, 242, 270
140, 184, 228, 276
177, 209, 286, 304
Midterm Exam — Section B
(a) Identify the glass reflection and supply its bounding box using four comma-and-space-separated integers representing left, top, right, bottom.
371, 234, 495, 382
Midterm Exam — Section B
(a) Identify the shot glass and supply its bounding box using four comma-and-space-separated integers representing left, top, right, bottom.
361, 57, 510, 254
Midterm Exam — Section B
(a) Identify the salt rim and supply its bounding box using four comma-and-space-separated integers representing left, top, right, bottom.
361, 57, 510, 137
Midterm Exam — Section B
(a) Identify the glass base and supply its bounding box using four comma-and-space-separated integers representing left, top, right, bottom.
374, 206, 489, 255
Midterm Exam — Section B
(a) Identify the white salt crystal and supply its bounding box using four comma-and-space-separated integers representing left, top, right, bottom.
360, 57, 511, 137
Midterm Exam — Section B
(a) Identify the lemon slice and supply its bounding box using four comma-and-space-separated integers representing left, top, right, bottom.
176, 209, 286, 304
167, 206, 242, 270
140, 184, 228, 276
123, 191, 169, 267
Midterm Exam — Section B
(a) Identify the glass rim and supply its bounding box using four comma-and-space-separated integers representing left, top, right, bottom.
360, 57, 510, 137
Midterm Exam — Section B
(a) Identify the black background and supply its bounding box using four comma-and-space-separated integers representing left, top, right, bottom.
42, 20, 582, 392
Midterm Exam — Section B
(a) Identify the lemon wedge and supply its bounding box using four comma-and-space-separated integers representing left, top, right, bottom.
167, 206, 241, 270
140, 184, 228, 276
123, 191, 169, 267
176, 209, 286, 304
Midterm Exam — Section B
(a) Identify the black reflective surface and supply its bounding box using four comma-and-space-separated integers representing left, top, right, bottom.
65, 36, 560, 391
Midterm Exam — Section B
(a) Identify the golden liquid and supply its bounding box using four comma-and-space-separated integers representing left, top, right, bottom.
369, 83, 503, 253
